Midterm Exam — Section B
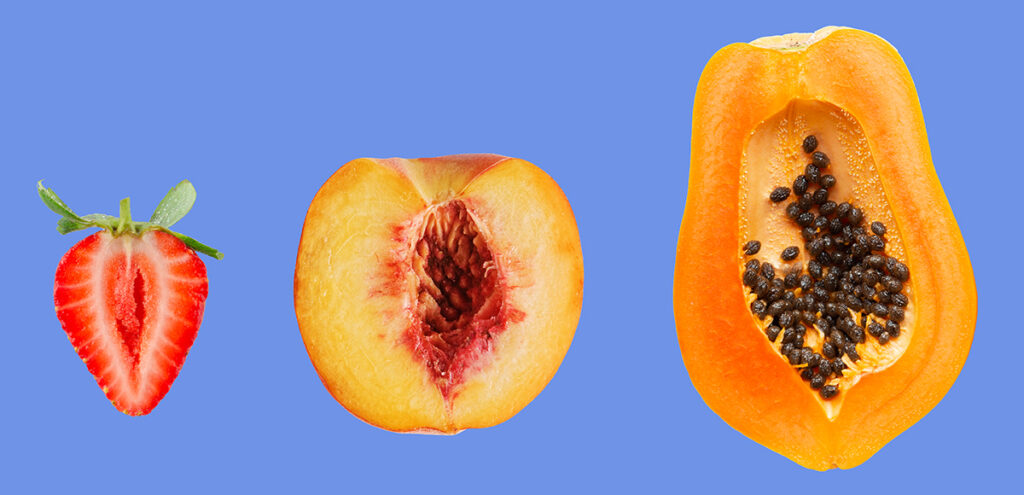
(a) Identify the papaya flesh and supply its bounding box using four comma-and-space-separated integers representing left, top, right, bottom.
673, 27, 976, 470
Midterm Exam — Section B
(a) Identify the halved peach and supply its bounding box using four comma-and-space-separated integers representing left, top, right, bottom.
294, 154, 583, 433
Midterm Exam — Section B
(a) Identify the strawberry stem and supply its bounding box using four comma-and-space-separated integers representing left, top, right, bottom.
38, 180, 224, 260
117, 197, 132, 234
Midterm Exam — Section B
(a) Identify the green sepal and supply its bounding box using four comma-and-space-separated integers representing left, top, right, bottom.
150, 180, 196, 227
38, 181, 84, 222
82, 213, 118, 225
166, 230, 225, 260
37, 180, 223, 260
56, 217, 90, 234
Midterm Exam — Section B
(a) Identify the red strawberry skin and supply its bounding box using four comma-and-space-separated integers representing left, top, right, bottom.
53, 230, 208, 415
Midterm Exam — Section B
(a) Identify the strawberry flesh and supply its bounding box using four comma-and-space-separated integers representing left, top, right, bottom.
54, 230, 208, 415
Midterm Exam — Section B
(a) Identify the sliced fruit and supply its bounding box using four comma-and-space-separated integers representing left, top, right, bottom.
294, 154, 583, 433
40, 180, 222, 415
673, 27, 976, 469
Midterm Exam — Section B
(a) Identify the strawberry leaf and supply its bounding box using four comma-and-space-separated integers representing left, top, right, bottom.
169, 232, 225, 260
37, 181, 84, 222
150, 180, 196, 227
56, 217, 91, 234
39, 179, 223, 261
82, 213, 118, 225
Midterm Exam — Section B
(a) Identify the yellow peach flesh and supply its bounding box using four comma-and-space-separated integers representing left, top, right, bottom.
294, 154, 583, 433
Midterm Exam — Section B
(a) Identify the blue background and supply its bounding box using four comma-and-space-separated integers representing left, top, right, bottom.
2, 1, 1019, 492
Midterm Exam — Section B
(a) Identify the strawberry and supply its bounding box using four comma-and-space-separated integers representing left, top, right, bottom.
38, 180, 222, 416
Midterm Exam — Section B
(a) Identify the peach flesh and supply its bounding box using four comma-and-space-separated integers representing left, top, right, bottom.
295, 154, 583, 432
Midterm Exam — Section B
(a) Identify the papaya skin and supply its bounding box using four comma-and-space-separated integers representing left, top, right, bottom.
673, 27, 976, 470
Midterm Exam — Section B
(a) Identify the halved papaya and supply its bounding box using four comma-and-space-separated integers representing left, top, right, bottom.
673, 27, 976, 470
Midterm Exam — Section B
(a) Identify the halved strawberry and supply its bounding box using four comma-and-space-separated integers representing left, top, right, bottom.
39, 180, 222, 416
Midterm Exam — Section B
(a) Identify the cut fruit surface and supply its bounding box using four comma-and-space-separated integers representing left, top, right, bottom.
55, 231, 208, 415
673, 27, 976, 470
294, 154, 583, 433
40, 179, 219, 416
739, 103, 914, 417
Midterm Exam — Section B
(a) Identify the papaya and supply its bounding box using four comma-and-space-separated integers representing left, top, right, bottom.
673, 27, 976, 470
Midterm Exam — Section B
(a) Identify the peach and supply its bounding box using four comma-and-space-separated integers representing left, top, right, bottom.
294, 154, 583, 433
